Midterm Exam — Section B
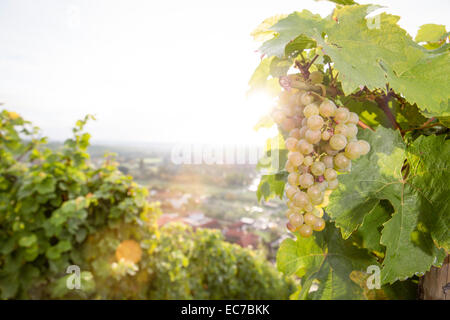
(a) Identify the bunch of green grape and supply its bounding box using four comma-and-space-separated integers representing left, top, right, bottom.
270, 72, 370, 238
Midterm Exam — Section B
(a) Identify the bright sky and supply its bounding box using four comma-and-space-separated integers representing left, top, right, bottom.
1, 0, 449, 144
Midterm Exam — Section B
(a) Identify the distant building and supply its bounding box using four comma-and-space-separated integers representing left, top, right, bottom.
182, 212, 220, 230
224, 228, 259, 248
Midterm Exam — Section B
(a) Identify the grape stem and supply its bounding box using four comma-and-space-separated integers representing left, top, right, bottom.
375, 90, 401, 131
357, 120, 375, 132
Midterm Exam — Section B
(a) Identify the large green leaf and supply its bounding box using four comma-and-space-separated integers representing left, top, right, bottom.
259, 5, 450, 117
327, 127, 447, 284
277, 221, 376, 299
415, 24, 447, 43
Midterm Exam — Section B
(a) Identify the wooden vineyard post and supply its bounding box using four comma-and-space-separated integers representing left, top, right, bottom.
419, 255, 450, 300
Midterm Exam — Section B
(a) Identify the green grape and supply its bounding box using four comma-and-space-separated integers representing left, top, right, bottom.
321, 131, 331, 141
297, 139, 314, 154
289, 128, 301, 139
347, 112, 359, 124
307, 115, 324, 131
285, 160, 296, 173
288, 151, 304, 166
335, 107, 350, 123
299, 126, 308, 139
301, 92, 316, 106
312, 207, 323, 218
319, 100, 337, 117
318, 181, 328, 191
309, 71, 323, 84
289, 213, 304, 228
327, 178, 339, 190
286, 222, 296, 233
329, 134, 347, 150
305, 129, 322, 144
324, 168, 337, 181
299, 173, 314, 189
285, 185, 297, 199
303, 103, 319, 118
334, 153, 350, 169
293, 105, 304, 116
344, 141, 362, 160
293, 191, 309, 207
322, 155, 334, 168
304, 202, 313, 212
312, 218, 325, 231
311, 161, 326, 176
303, 155, 313, 166
285, 137, 298, 151
307, 184, 322, 200
358, 140, 371, 155
287, 172, 300, 186
299, 224, 313, 237
345, 123, 358, 139
304, 213, 316, 226
334, 123, 348, 136
323, 143, 339, 156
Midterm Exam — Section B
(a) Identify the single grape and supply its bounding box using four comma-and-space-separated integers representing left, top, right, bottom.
335, 107, 350, 123
288, 151, 304, 167
285, 160, 296, 173
312, 207, 324, 218
285, 137, 298, 151
318, 181, 328, 191
289, 213, 304, 228
334, 153, 350, 169
358, 140, 371, 155
344, 141, 362, 160
334, 124, 348, 136
285, 185, 297, 199
286, 222, 296, 233
304, 213, 317, 226
293, 191, 310, 208
299, 173, 314, 189
324, 168, 337, 181
322, 155, 334, 168
307, 115, 324, 131
329, 134, 348, 150
319, 100, 337, 118
287, 172, 300, 186
347, 112, 359, 124
298, 224, 313, 238
303, 103, 320, 118
312, 218, 325, 231
307, 184, 323, 200
304, 202, 313, 212
301, 92, 316, 106
281, 118, 296, 132
281, 105, 295, 117
311, 161, 326, 176
327, 178, 339, 190
299, 126, 308, 139
321, 131, 331, 141
289, 128, 302, 140
305, 129, 322, 144
345, 123, 358, 139
309, 71, 324, 84
323, 143, 339, 156
297, 139, 314, 155
303, 155, 313, 166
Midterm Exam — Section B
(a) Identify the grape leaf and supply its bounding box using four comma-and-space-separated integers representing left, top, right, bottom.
259, 5, 450, 117
247, 57, 281, 96
327, 127, 447, 284
256, 172, 287, 202
277, 221, 376, 299
415, 24, 447, 43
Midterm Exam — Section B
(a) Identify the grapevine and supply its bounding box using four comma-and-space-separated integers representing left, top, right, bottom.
270, 70, 370, 237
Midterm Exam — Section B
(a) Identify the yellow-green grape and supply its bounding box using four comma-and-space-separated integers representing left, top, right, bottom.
319, 100, 337, 118
289, 128, 302, 140
298, 126, 308, 139
301, 117, 308, 127
303, 103, 320, 118
289, 213, 304, 228
312, 218, 325, 231
321, 131, 331, 141
323, 143, 339, 156
324, 168, 337, 181
312, 207, 324, 218
303, 155, 313, 166
299, 173, 314, 189
285, 185, 297, 200
345, 123, 358, 139
309, 71, 323, 84
329, 134, 348, 150
307, 115, 324, 131
304, 202, 314, 212
301, 92, 316, 106
322, 155, 334, 168
287, 172, 300, 186
318, 181, 328, 191
334, 123, 348, 136
285, 160, 296, 173
307, 184, 323, 201
298, 165, 309, 174
286, 222, 296, 233
299, 224, 313, 238
297, 139, 314, 155
334, 153, 350, 169
285, 137, 298, 151
327, 178, 339, 190
358, 140, 371, 155
335, 107, 350, 123
310, 195, 324, 205
304, 213, 317, 226
293, 191, 310, 208
271, 109, 285, 124
311, 161, 326, 176
339, 162, 352, 172
288, 151, 304, 167
344, 141, 362, 160
347, 112, 359, 124
305, 129, 322, 144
